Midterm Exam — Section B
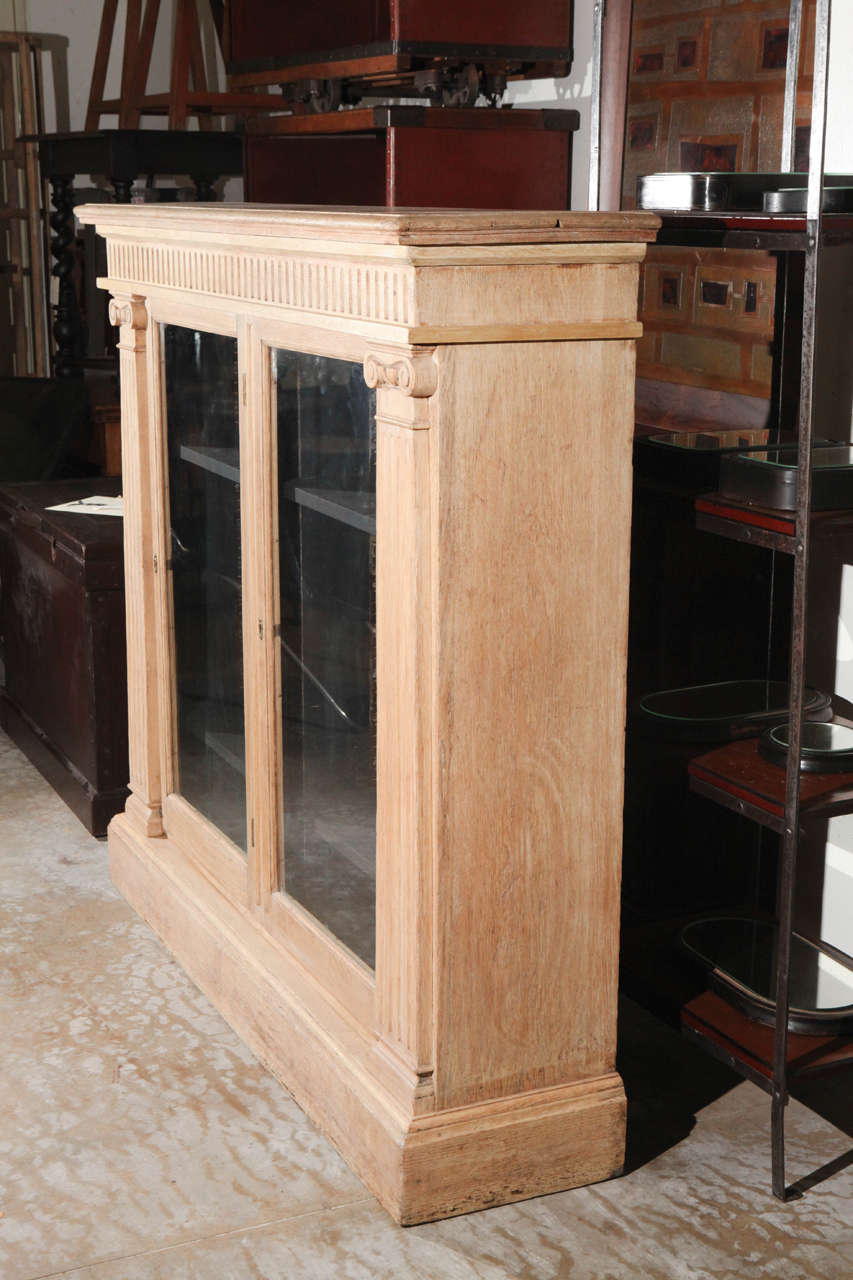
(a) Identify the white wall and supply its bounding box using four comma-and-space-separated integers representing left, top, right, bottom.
814, 0, 853, 962
1, 0, 24, 30
14, 0, 225, 135
818, 818, 853, 961
504, 0, 594, 208
825, 0, 853, 172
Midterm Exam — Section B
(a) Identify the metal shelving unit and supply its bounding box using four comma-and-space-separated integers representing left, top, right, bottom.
599, 0, 852, 1199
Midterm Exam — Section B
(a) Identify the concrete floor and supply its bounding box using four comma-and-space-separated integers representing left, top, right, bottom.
1, 727, 852, 1280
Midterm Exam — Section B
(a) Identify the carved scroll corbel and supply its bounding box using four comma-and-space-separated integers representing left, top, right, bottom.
109, 295, 149, 353
364, 348, 438, 399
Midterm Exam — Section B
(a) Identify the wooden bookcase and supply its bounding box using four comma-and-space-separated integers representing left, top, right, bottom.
76, 202, 657, 1223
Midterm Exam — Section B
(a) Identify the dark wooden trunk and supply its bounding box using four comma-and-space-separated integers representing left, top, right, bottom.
245, 107, 577, 209
0, 479, 128, 836
227, 0, 572, 67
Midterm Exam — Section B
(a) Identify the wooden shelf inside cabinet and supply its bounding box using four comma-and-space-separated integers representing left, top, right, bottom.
284, 482, 376, 535
682, 992, 853, 1094
179, 444, 240, 483
205, 729, 246, 775
695, 493, 853, 552
688, 738, 853, 833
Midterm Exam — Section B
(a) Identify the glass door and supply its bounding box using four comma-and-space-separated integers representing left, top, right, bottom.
273, 348, 377, 967
162, 323, 247, 853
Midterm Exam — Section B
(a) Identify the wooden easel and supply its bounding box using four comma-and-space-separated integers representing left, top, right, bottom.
0, 32, 49, 375
86, 0, 270, 130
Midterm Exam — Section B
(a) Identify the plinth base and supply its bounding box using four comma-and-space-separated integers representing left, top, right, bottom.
109, 811, 626, 1223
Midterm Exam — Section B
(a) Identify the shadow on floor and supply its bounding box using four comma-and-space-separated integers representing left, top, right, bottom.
616, 994, 740, 1176
617, 994, 853, 1194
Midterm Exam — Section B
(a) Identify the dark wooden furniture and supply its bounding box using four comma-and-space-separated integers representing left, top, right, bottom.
0, 376, 92, 480
89, 400, 123, 476
227, 0, 572, 95
0, 31, 50, 377
33, 129, 243, 377
245, 106, 579, 208
0, 478, 128, 835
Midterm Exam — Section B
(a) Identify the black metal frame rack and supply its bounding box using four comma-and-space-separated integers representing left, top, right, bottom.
599, 0, 853, 1200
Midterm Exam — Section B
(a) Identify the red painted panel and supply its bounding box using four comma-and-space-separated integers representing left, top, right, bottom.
228, 0, 571, 64
245, 125, 571, 210
392, 0, 572, 51
229, 0, 388, 65
388, 128, 571, 210
245, 135, 386, 204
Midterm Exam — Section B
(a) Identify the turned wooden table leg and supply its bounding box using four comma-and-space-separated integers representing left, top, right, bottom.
191, 174, 217, 201
48, 173, 83, 379
111, 176, 134, 202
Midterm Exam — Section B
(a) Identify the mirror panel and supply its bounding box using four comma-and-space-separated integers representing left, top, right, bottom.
622, 0, 817, 207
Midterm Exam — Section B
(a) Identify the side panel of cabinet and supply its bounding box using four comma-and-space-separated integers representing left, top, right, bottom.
430, 336, 636, 1111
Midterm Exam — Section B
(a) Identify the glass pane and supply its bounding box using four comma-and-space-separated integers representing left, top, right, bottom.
681, 917, 853, 1017
761, 720, 853, 773
275, 349, 376, 967
163, 325, 246, 851
638, 680, 831, 742
635, 246, 778, 434
773, 721, 853, 755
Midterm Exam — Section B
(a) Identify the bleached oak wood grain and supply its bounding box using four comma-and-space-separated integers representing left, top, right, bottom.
110, 294, 162, 837
110, 811, 626, 1223
85, 204, 657, 1224
78, 202, 660, 246
430, 339, 635, 1109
